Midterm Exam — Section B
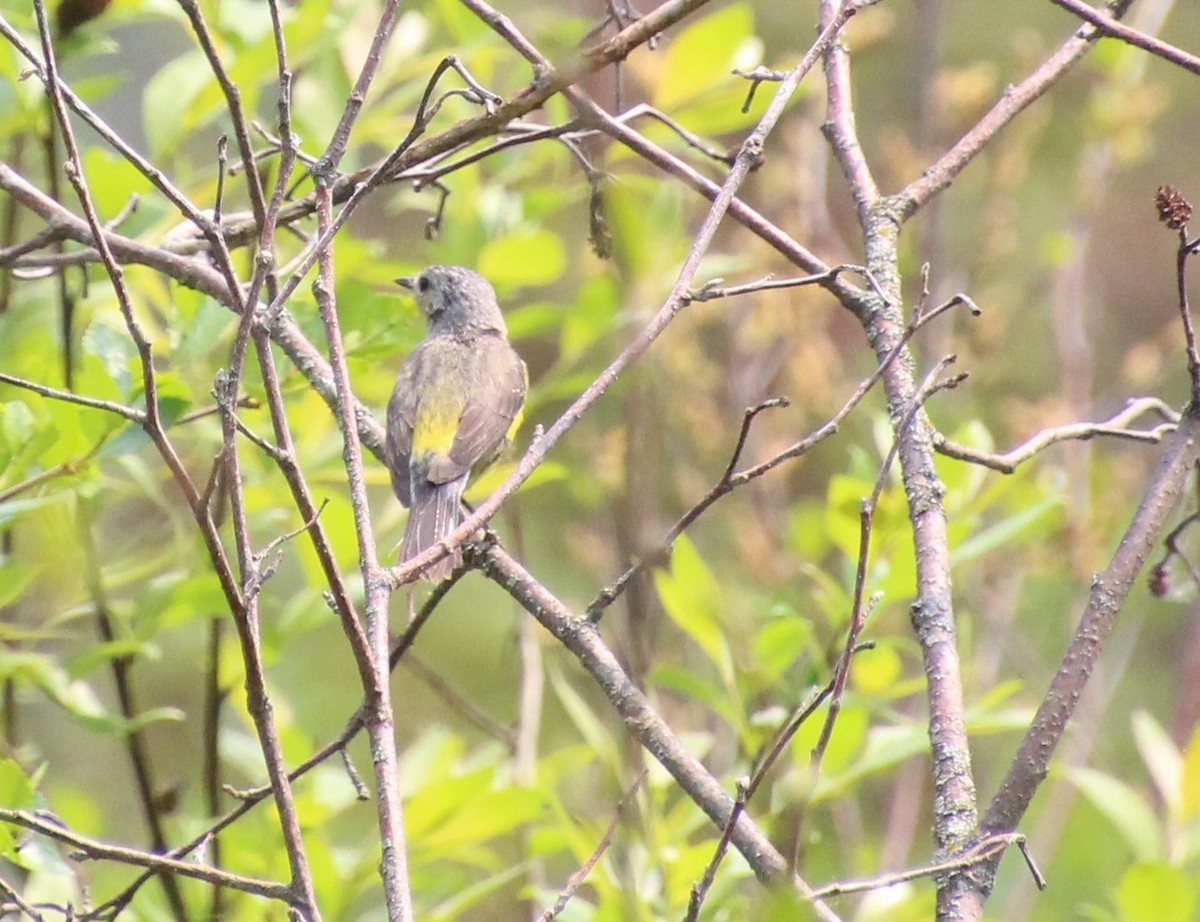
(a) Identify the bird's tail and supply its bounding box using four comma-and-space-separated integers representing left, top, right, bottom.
400, 475, 466, 581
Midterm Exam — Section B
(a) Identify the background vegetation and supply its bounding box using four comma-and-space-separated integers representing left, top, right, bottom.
2, 0, 1200, 919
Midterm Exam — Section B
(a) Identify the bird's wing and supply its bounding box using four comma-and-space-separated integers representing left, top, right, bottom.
385, 356, 422, 506
428, 337, 526, 485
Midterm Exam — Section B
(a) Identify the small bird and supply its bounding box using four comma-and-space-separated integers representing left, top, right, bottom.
386, 266, 527, 581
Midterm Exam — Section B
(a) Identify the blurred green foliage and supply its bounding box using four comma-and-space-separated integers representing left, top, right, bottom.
2, 0, 1200, 919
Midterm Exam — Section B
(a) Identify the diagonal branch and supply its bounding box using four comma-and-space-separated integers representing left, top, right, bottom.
982, 410, 1200, 845
1048, 0, 1200, 75
472, 542, 841, 921
385, 0, 873, 585
895, 1, 1133, 221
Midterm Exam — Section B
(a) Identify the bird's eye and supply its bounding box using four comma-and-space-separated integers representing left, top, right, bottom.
417, 276, 431, 294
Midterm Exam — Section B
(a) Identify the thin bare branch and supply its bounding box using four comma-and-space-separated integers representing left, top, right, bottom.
586, 287, 977, 620
0, 809, 291, 902
685, 264, 891, 305
310, 156, 413, 915
820, 0, 881, 220
0, 371, 143, 422
983, 410, 1200, 845
684, 778, 748, 921
1048, 0, 1200, 75
537, 772, 646, 922
811, 832, 1039, 899
473, 542, 841, 922
0, 875, 45, 922
934, 397, 1179, 474
896, 1, 1132, 220
387, 0, 868, 586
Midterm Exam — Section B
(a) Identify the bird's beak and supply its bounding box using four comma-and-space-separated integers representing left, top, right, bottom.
394, 276, 415, 291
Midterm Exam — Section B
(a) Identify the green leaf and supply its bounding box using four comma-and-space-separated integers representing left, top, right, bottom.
849, 642, 902, 696
652, 664, 742, 731
176, 297, 235, 363
549, 663, 619, 774
561, 276, 620, 365
0, 562, 39, 610
0, 758, 36, 863
122, 707, 187, 733
0, 758, 36, 810
505, 300, 567, 343
655, 4, 754, 110
422, 787, 546, 851
824, 472, 871, 559
68, 638, 154, 679
1114, 863, 1194, 922
812, 720, 927, 800
0, 401, 58, 477
81, 320, 137, 401
143, 49, 214, 156
0, 399, 37, 449
1068, 766, 1162, 862
478, 229, 567, 288
142, 372, 195, 426
1133, 710, 1183, 820
950, 494, 1063, 565
1181, 731, 1200, 820
601, 174, 684, 275
402, 772, 497, 841
466, 459, 569, 501
427, 861, 531, 922
752, 615, 815, 686
653, 535, 735, 687
81, 148, 153, 226
798, 704, 870, 785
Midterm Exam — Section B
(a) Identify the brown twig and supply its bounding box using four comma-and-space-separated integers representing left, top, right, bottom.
585, 286, 977, 621
26, 37, 253, 919
895, 1, 1134, 221
401, 655, 515, 746
461, 0, 862, 309
982, 411, 1200, 851
810, 357, 963, 785
684, 264, 892, 305
310, 161, 413, 916
0, 874, 45, 922
473, 541, 840, 921
683, 778, 748, 921
0, 371, 143, 422
0, 809, 291, 902
674, 635, 875, 910
810, 832, 1042, 899
934, 397, 1180, 474
0, 10, 247, 302
820, 1, 880, 222
90, 570, 457, 917
80, 508, 188, 921
1047, 0, 1200, 75
537, 772, 646, 922
264, 53, 502, 322
1161, 192, 1200, 401
30, 1, 325, 915
202, 58, 322, 922
386, 0, 870, 586
732, 66, 787, 114
614, 103, 736, 165
0, 449, 98, 503
176, 0, 269, 229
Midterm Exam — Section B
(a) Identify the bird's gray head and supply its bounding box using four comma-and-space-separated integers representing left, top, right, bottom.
395, 265, 507, 336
